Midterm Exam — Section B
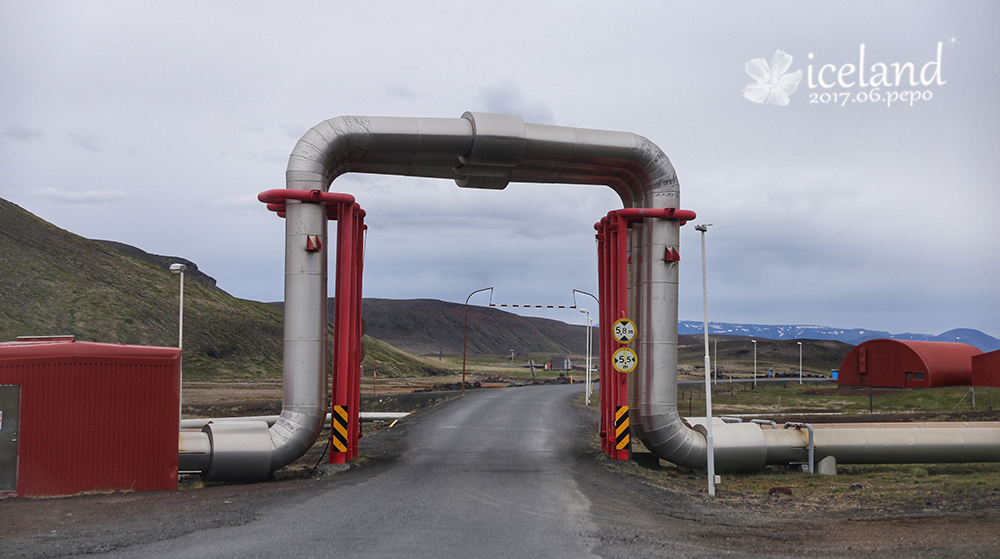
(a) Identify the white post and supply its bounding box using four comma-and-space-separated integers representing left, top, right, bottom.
178, 271, 184, 351
798, 341, 803, 384
170, 263, 186, 429
580, 309, 593, 406
695, 224, 715, 497
752, 339, 757, 388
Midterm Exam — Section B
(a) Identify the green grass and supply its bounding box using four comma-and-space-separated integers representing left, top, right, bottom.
581, 389, 1000, 514
672, 382, 991, 417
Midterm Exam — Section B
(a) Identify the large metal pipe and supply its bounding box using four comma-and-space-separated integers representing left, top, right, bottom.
186, 111, 1000, 480
282, 112, 709, 470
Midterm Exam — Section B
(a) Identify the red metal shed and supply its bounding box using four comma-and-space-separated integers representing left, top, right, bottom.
0, 338, 180, 497
972, 350, 1000, 388
837, 339, 982, 389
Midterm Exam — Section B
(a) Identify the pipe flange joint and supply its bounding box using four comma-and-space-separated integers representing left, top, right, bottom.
454, 112, 526, 189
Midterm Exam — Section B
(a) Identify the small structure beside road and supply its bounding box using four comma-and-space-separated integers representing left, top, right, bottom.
837, 339, 982, 388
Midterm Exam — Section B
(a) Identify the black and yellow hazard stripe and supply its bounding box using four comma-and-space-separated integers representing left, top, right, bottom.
332, 405, 349, 453
615, 405, 630, 450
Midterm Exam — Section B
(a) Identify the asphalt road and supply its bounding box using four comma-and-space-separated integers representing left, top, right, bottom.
107, 384, 601, 558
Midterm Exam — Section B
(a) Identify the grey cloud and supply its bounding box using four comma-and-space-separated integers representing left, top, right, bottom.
33, 188, 127, 204
2, 127, 45, 141
67, 131, 106, 153
474, 85, 555, 124
385, 83, 417, 99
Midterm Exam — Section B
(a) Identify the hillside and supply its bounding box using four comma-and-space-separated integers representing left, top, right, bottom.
678, 338, 853, 376
0, 198, 445, 379
346, 297, 597, 358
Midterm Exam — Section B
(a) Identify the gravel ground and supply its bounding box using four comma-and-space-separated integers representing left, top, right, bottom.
2, 386, 998, 558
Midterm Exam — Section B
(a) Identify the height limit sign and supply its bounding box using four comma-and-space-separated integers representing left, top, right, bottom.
612, 318, 636, 344
612, 347, 637, 373
612, 318, 638, 373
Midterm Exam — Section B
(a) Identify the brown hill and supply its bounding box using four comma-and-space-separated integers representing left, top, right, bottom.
348, 298, 596, 359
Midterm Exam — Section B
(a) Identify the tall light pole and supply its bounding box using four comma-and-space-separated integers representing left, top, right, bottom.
573, 290, 599, 406
752, 339, 757, 387
580, 308, 593, 405
169, 263, 186, 428
462, 287, 493, 396
797, 341, 803, 384
695, 223, 716, 497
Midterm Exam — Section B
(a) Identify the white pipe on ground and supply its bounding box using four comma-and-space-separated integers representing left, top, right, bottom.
180, 412, 410, 430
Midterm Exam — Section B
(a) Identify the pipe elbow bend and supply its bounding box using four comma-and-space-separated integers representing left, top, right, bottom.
268, 407, 326, 472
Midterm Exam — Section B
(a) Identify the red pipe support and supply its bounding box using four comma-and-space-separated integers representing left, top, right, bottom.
258, 189, 365, 465
594, 207, 695, 461
259, 189, 356, 219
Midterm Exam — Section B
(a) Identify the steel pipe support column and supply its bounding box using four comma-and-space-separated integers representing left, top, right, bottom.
596, 208, 696, 462
182, 189, 358, 481
331, 202, 366, 464
595, 214, 630, 460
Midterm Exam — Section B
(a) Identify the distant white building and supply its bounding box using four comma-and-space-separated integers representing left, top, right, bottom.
550, 356, 572, 370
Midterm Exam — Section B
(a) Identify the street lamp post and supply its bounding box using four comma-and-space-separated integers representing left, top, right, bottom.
798, 341, 803, 384
573, 290, 599, 406
462, 287, 493, 396
169, 263, 186, 428
580, 308, 592, 405
752, 339, 757, 388
694, 223, 716, 497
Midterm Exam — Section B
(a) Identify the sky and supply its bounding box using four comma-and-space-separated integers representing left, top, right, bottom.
1, 1, 997, 338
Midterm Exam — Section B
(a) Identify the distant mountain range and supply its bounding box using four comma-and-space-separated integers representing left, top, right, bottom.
678, 322, 1000, 353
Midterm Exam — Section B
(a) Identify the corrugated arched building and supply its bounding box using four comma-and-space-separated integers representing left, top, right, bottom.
972, 349, 1000, 388
837, 339, 982, 388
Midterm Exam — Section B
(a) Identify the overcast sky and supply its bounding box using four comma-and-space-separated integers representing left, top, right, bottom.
2, 1, 997, 338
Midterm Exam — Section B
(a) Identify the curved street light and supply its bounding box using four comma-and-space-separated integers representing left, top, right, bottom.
573, 289, 599, 406
579, 308, 592, 405
462, 287, 493, 396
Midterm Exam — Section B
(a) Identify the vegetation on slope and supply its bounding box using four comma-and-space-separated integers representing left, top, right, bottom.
0, 198, 446, 379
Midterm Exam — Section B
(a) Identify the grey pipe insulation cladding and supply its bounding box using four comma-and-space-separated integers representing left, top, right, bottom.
179, 112, 1000, 481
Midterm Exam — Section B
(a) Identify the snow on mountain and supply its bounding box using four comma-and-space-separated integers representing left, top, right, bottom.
677, 322, 999, 352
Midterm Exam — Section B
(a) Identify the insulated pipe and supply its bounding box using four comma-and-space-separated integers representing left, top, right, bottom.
180, 198, 334, 480
283, 112, 704, 469
180, 412, 411, 430
189, 111, 999, 482
762, 422, 1000, 466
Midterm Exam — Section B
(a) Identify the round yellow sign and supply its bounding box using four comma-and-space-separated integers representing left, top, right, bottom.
612, 318, 637, 344
612, 347, 638, 373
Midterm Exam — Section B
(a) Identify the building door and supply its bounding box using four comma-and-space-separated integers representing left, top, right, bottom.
0, 385, 20, 493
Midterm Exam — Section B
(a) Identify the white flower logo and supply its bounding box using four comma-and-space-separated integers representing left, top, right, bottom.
743, 50, 803, 106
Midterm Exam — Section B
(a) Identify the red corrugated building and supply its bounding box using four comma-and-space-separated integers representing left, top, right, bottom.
0, 338, 180, 497
837, 339, 982, 388
972, 349, 1000, 388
